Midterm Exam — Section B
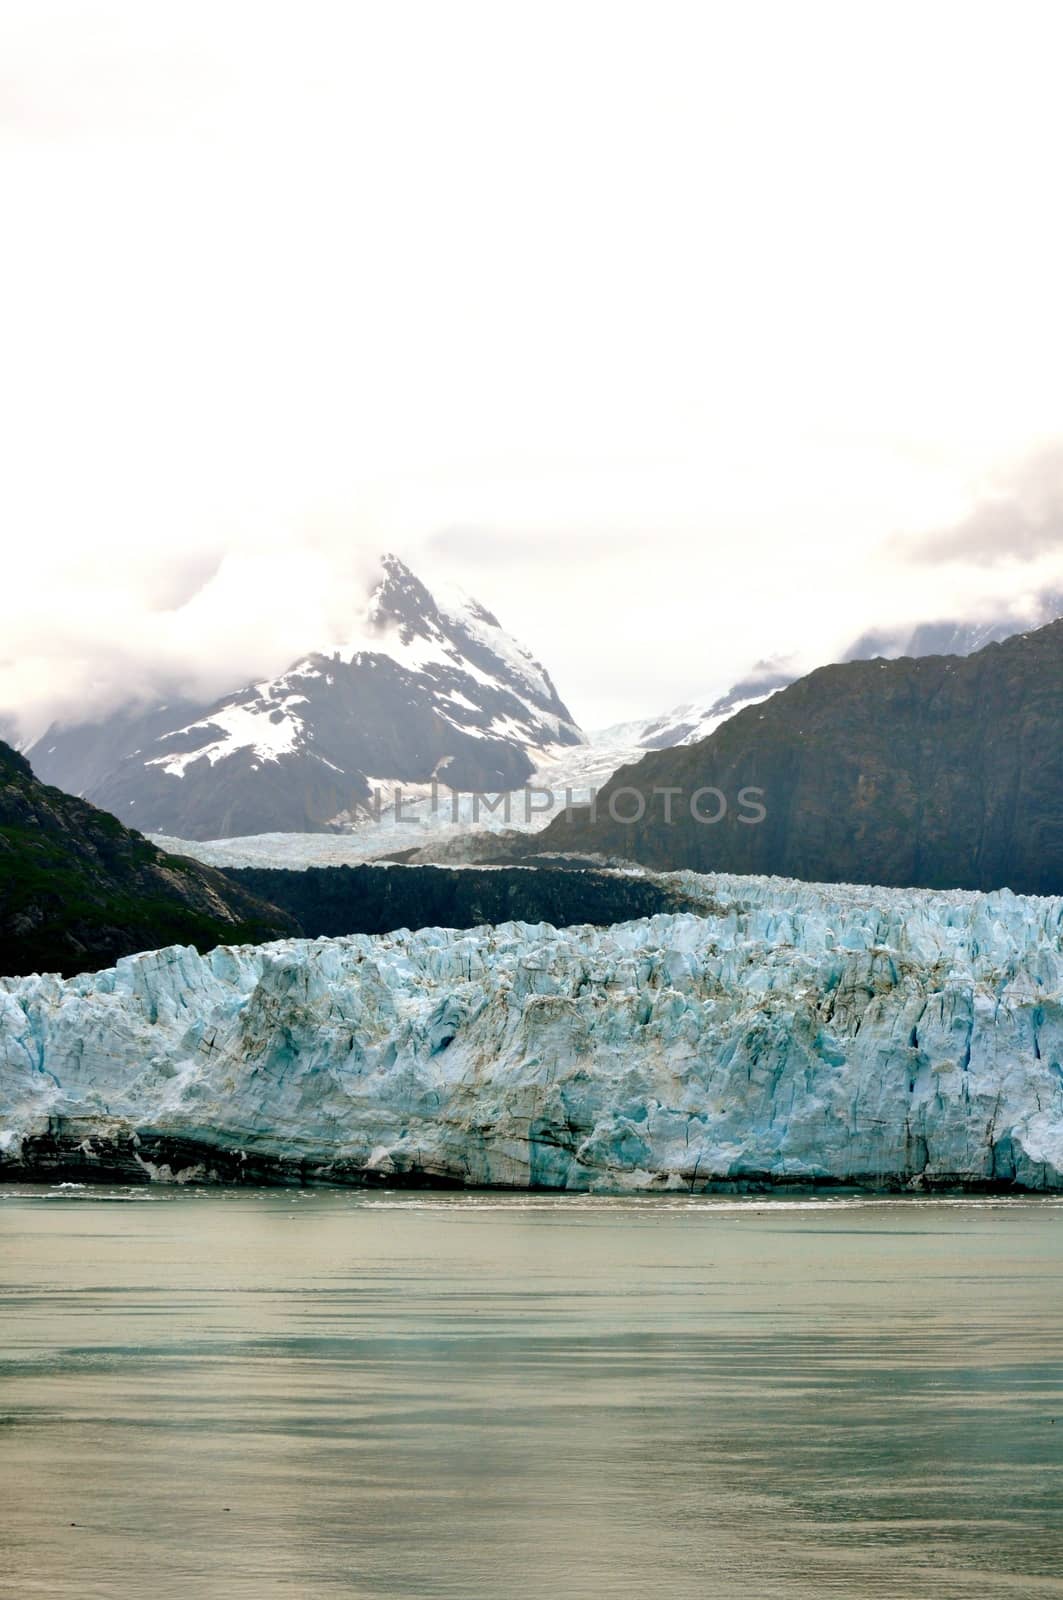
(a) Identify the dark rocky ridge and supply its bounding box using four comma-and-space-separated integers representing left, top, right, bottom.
531, 618, 1063, 895
0, 740, 296, 978
223, 861, 700, 939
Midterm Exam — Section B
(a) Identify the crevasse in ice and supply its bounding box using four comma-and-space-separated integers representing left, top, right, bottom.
3, 872, 1063, 1189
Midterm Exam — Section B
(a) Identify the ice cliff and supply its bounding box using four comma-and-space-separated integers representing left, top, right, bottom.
3, 871, 1063, 1190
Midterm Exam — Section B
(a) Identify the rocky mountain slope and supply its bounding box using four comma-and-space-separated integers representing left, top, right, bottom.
0, 740, 295, 978
27, 697, 206, 804
27, 555, 582, 840
3, 871, 1063, 1190
534, 618, 1063, 895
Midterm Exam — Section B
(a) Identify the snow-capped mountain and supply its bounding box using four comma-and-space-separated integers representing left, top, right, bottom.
141, 589, 1063, 873
28, 555, 582, 840
595, 664, 797, 754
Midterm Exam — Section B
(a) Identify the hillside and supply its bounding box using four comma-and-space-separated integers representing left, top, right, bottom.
0, 741, 296, 977
533, 619, 1063, 895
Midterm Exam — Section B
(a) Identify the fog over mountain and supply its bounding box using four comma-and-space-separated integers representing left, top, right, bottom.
28, 556, 582, 839
8, 495, 1063, 749
3, 7, 1063, 736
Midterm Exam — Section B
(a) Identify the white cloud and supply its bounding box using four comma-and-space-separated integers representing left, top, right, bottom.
3, 0, 1063, 737
892, 443, 1063, 567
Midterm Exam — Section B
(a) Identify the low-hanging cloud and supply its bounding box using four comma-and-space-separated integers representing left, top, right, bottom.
6, 3, 1063, 741
0, 538, 387, 747
895, 442, 1063, 567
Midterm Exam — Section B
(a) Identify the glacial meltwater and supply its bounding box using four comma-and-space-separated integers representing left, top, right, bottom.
1, 1190, 1062, 1599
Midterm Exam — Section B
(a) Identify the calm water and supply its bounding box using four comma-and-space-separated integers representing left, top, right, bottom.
1, 1189, 1062, 1599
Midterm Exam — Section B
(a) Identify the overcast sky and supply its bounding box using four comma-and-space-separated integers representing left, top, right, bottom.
3, 1, 1063, 738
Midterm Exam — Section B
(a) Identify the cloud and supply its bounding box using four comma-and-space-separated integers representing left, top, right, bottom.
0, 538, 388, 745
426, 527, 647, 566
0, 6, 222, 142
895, 443, 1063, 567
5, 4, 1063, 736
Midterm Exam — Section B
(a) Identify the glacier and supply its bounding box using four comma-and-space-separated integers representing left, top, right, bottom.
3, 871, 1063, 1190
144, 734, 662, 870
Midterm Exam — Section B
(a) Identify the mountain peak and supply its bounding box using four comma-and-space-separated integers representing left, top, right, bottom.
366, 554, 504, 643
27, 558, 583, 839
367, 554, 440, 640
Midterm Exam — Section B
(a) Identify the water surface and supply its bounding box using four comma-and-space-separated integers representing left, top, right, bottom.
1, 1188, 1062, 1598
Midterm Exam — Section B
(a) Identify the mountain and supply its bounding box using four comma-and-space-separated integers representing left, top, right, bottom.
134, 591, 1063, 873
608, 665, 798, 751
27, 555, 582, 840
0, 739, 295, 978
605, 591, 1063, 756
5, 872, 1063, 1189
841, 591, 1063, 663
26, 697, 207, 803
533, 617, 1063, 896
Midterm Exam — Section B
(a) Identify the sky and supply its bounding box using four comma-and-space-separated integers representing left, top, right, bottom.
3, 0, 1063, 738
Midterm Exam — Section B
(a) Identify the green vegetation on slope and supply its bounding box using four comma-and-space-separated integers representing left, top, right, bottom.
0, 741, 295, 978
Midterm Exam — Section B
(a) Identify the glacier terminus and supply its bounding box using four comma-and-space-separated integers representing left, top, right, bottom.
3, 871, 1063, 1191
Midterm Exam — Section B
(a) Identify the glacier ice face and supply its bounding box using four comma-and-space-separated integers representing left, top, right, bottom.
4, 871, 1063, 1190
